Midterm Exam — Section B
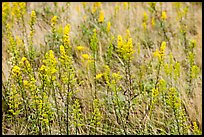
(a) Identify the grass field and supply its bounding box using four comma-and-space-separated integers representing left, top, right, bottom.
2, 2, 202, 135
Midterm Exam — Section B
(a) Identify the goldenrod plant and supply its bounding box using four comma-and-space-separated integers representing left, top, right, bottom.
2, 2, 202, 135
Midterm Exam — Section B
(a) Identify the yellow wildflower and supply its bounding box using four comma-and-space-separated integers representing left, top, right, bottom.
82, 54, 90, 60
95, 2, 101, 8
161, 11, 167, 21
30, 10, 36, 26
142, 22, 147, 30
106, 22, 111, 32
153, 49, 160, 57
31, 10, 36, 20
143, 12, 148, 22
16, 36, 23, 46
123, 2, 128, 9
117, 35, 123, 49
152, 88, 159, 97
151, 17, 155, 27
112, 72, 122, 81
21, 57, 27, 62
190, 39, 196, 48
193, 122, 201, 135
76, 46, 85, 51
92, 2, 101, 14
39, 65, 46, 72
64, 24, 71, 47
160, 41, 166, 56
19, 2, 26, 15
191, 65, 199, 79
51, 16, 57, 26
50, 68, 57, 74
153, 41, 166, 62
2, 2, 10, 24
95, 73, 103, 80
98, 10, 104, 23
23, 80, 29, 87
60, 45, 66, 55
12, 65, 21, 75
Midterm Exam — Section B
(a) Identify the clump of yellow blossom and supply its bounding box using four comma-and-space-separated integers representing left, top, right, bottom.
98, 10, 105, 23
82, 54, 90, 60
95, 73, 103, 80
153, 41, 166, 62
12, 65, 21, 76
106, 22, 111, 32
161, 11, 167, 21
92, 2, 101, 14
76, 46, 85, 51
51, 16, 57, 26
63, 24, 71, 49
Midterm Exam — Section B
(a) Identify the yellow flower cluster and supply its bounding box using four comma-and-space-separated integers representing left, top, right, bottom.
143, 12, 148, 22
161, 11, 167, 21
117, 35, 135, 61
142, 12, 148, 30
19, 2, 26, 15
59, 45, 71, 67
191, 65, 199, 79
39, 64, 47, 72
29, 11, 37, 45
23, 80, 29, 87
168, 87, 181, 109
95, 73, 103, 80
76, 46, 85, 51
92, 2, 101, 13
160, 41, 166, 57
152, 87, 159, 98
117, 35, 123, 49
103, 65, 111, 85
72, 99, 84, 128
112, 72, 122, 84
2, 2, 10, 24
8, 84, 22, 116
82, 54, 90, 60
193, 122, 201, 135
90, 29, 98, 53
106, 22, 111, 32
30, 10, 36, 26
98, 10, 104, 23
11, 3, 19, 18
153, 41, 166, 62
43, 50, 57, 77
16, 36, 23, 47
19, 57, 32, 72
174, 62, 181, 79
123, 2, 129, 9
11, 2, 26, 20
12, 65, 21, 76
63, 24, 71, 50
51, 16, 57, 27
142, 22, 147, 30
190, 39, 196, 49
151, 17, 155, 27
91, 99, 102, 126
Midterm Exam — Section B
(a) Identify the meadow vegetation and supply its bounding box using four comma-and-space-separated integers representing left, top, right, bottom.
2, 2, 202, 135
